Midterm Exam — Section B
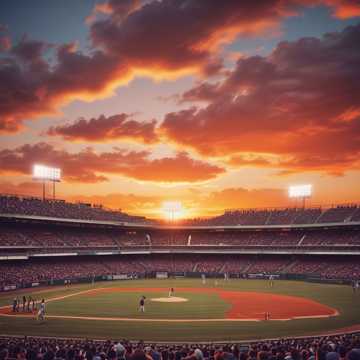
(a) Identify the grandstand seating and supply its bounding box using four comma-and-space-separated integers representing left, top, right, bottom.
1, 195, 360, 226
286, 257, 360, 279
1, 222, 360, 249
1, 195, 360, 291
1, 254, 360, 288
316, 206, 358, 223
184, 205, 360, 226
1, 332, 360, 360
0, 195, 148, 223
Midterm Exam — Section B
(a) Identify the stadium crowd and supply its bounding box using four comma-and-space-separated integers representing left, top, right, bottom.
184, 205, 359, 226
1, 333, 360, 360
0, 225, 152, 248
1, 224, 359, 249
1, 195, 360, 290
1, 195, 360, 226
0, 195, 147, 224
1, 255, 360, 288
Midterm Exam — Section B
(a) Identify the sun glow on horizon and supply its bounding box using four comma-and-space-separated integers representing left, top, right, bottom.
161, 201, 184, 221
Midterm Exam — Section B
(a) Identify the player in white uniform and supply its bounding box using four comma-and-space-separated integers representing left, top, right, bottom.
201, 274, 206, 285
37, 299, 45, 321
168, 287, 174, 297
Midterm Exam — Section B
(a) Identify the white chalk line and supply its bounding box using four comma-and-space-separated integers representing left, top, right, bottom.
0, 287, 102, 310
0, 312, 338, 322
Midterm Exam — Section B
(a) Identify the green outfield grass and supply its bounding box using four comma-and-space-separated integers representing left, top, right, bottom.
0, 278, 359, 342
47, 290, 230, 319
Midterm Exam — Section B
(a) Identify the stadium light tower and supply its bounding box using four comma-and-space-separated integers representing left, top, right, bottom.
33, 165, 61, 201
162, 201, 182, 222
288, 184, 312, 208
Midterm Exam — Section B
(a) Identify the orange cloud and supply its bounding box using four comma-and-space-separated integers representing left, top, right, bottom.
47, 114, 158, 144
0, 143, 225, 183
0, 24, 10, 51
0, 38, 130, 133
2, 1, 359, 132
323, 0, 360, 18
0, 35, 11, 51
161, 24, 360, 175
229, 151, 360, 177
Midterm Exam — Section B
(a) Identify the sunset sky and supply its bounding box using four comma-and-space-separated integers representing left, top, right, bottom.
0, 0, 360, 219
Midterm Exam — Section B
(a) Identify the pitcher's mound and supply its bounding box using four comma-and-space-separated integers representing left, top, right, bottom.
150, 297, 188, 303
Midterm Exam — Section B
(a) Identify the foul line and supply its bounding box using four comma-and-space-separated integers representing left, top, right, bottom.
0, 288, 101, 311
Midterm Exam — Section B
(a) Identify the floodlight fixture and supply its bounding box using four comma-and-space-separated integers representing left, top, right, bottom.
288, 184, 312, 208
33, 164, 61, 200
33, 165, 61, 182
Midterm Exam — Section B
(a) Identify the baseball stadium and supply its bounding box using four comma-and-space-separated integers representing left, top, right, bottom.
0, 196, 360, 342
2, 1, 360, 360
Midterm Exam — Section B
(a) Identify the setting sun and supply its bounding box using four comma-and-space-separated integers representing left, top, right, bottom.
161, 201, 184, 221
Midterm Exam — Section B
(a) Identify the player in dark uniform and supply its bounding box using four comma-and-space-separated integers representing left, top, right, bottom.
139, 296, 146, 312
15, 297, 20, 312
169, 287, 174, 297
27, 296, 32, 312
12, 297, 17, 312
32, 297, 37, 312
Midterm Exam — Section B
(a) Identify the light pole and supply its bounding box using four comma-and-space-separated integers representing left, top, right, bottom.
33, 165, 61, 201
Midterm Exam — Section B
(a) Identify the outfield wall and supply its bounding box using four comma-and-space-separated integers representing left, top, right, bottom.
0, 271, 351, 292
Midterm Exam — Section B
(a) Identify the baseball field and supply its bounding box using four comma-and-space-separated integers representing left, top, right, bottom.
0, 278, 359, 342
